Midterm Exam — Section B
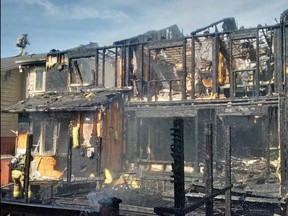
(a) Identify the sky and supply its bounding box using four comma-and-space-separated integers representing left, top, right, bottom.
1, 0, 287, 57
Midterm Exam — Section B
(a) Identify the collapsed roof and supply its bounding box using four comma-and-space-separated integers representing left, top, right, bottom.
2, 89, 128, 113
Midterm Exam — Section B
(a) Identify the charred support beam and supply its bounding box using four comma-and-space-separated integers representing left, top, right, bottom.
102, 49, 106, 87
115, 47, 118, 87
204, 123, 213, 216
136, 118, 141, 159
141, 44, 145, 100
224, 125, 232, 216
182, 39, 187, 100
229, 38, 235, 98
170, 117, 185, 215
194, 110, 200, 173
255, 30, 260, 97
126, 46, 130, 86
95, 49, 99, 86
24, 134, 33, 203
284, 26, 288, 95
279, 96, 288, 195
148, 49, 151, 101
191, 36, 196, 99
265, 112, 272, 173
213, 115, 219, 175
96, 137, 102, 177
274, 28, 284, 94
212, 34, 219, 96
121, 47, 126, 87
67, 122, 73, 186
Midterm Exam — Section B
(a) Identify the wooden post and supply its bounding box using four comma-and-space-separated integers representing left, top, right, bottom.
24, 134, 33, 203
224, 125, 231, 216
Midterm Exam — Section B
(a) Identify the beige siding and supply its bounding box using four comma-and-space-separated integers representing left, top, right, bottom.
1, 69, 25, 136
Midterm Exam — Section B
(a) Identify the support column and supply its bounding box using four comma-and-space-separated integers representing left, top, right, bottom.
95, 49, 99, 86
212, 34, 219, 96
224, 125, 231, 216
102, 49, 106, 87
229, 38, 235, 98
204, 123, 213, 216
67, 122, 73, 186
255, 30, 260, 97
115, 47, 118, 87
170, 117, 185, 215
194, 110, 200, 173
191, 36, 196, 99
24, 134, 33, 203
279, 96, 288, 195
182, 39, 187, 100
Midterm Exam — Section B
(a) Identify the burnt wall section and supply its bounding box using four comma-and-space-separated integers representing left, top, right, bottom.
18, 113, 31, 134
46, 67, 67, 92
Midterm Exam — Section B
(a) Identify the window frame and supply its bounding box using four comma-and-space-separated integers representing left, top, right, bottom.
31, 115, 58, 156
33, 67, 46, 93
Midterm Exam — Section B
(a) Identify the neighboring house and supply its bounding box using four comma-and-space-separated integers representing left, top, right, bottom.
1, 54, 46, 155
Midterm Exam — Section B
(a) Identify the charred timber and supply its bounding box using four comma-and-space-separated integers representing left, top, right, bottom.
148, 38, 184, 50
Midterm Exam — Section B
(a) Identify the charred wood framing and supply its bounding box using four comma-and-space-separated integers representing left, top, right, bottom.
229, 38, 235, 98
224, 125, 232, 216
170, 117, 185, 213
194, 110, 200, 173
95, 49, 99, 86
126, 46, 130, 86
274, 27, 284, 94
256, 30, 260, 97
182, 40, 187, 100
102, 49, 106, 87
67, 122, 73, 186
148, 38, 184, 49
67, 48, 96, 59
212, 34, 219, 95
230, 29, 258, 40
279, 95, 288, 195
191, 36, 196, 99
284, 25, 288, 95
115, 47, 118, 87
24, 134, 33, 203
141, 44, 145, 100
204, 123, 213, 216
154, 185, 232, 215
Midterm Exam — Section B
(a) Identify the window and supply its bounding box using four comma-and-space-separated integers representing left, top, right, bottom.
70, 57, 95, 86
34, 69, 45, 92
31, 114, 58, 155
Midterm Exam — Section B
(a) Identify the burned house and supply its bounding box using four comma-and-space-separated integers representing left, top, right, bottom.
1, 14, 288, 215
1, 54, 46, 156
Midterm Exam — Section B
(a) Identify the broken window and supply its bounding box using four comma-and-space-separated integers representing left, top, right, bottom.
70, 57, 95, 86
31, 114, 61, 155
34, 69, 45, 91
